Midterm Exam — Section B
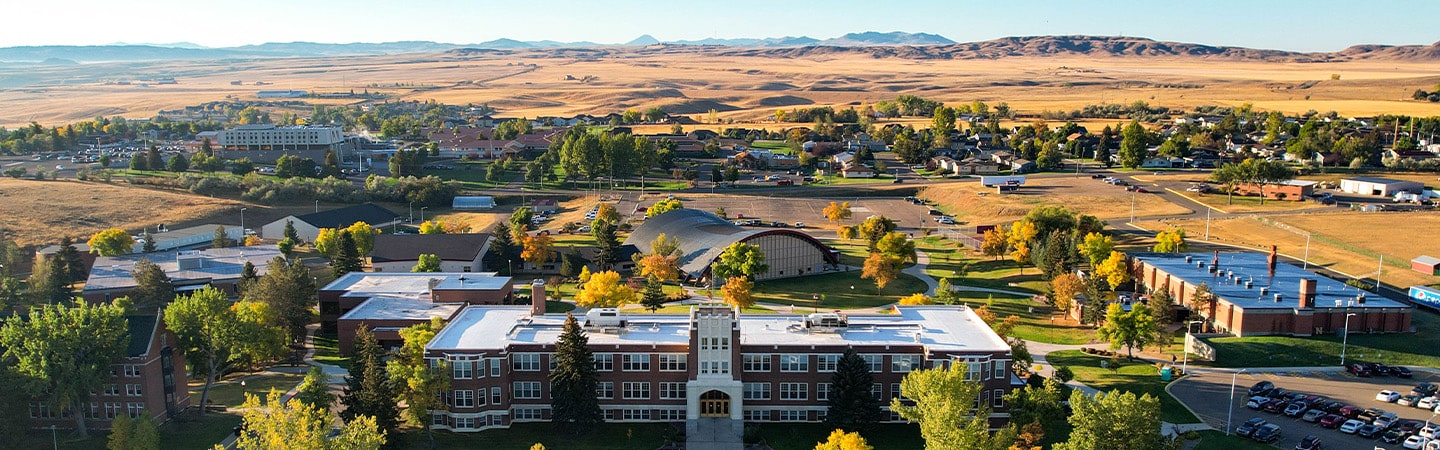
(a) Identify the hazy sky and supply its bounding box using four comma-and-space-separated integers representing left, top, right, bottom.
5, 0, 1438, 52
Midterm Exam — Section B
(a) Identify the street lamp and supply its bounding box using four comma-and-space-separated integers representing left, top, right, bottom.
1340, 312, 1358, 366
240, 207, 247, 235
813, 294, 819, 313
420, 206, 429, 223
1129, 190, 1136, 223
1226, 368, 1249, 436
408, 201, 415, 223
315, 199, 319, 213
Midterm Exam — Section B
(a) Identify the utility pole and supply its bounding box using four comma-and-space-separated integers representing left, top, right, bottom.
1204, 207, 1211, 241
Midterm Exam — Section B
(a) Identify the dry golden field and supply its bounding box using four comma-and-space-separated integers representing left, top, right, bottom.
0, 178, 245, 246
3, 48, 1439, 128
1138, 212, 1440, 288
918, 177, 1191, 226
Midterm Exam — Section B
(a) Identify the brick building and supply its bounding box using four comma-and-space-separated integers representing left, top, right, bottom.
1129, 251, 1413, 337
422, 304, 1017, 438
29, 312, 189, 429
318, 272, 513, 345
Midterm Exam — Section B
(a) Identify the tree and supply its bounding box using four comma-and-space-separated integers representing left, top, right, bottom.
521, 234, 555, 269
27, 255, 72, 304
166, 152, 189, 172
244, 257, 318, 341
345, 222, 379, 256
212, 225, 231, 249
1211, 158, 1296, 205
340, 327, 401, 440
595, 203, 621, 224
0, 301, 128, 437
1004, 378, 1066, 439
331, 231, 363, 277
233, 390, 385, 450
899, 293, 933, 305
509, 207, 534, 234
276, 238, 296, 259
590, 219, 621, 270
129, 152, 148, 170
712, 242, 768, 280
140, 230, 156, 253
858, 215, 897, 250
575, 270, 636, 308
166, 286, 285, 415
1055, 390, 1169, 450
875, 232, 917, 263
550, 314, 602, 434
283, 220, 300, 243
934, 278, 958, 305
295, 365, 334, 411
411, 254, 441, 272
720, 276, 755, 308
1007, 220, 1039, 270
827, 348, 883, 431
823, 201, 853, 223
1077, 232, 1114, 267
230, 158, 255, 176
891, 366, 1014, 450
107, 413, 134, 450
980, 227, 1008, 260
1096, 303, 1158, 360
1118, 121, 1150, 169
838, 226, 859, 241
417, 221, 445, 235
1151, 228, 1187, 253
388, 319, 448, 449
646, 198, 684, 217
315, 228, 341, 258
815, 429, 874, 450
559, 248, 586, 279
1050, 273, 1085, 313
861, 253, 901, 290
1095, 251, 1130, 291
641, 276, 667, 312
130, 258, 175, 307
88, 228, 135, 256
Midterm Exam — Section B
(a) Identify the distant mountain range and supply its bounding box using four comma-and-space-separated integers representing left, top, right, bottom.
1, 33, 1436, 63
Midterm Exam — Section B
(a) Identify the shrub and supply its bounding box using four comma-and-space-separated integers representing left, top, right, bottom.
1054, 366, 1075, 382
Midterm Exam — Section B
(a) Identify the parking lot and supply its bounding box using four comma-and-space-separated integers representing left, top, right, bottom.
1171, 369, 1440, 449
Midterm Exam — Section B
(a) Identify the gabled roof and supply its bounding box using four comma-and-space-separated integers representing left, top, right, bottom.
370, 233, 492, 263
293, 203, 400, 229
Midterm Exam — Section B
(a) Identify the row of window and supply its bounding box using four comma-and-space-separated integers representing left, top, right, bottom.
740, 354, 925, 373
743, 382, 909, 402
511, 353, 689, 373
94, 384, 145, 397
31, 402, 144, 420
447, 353, 1004, 380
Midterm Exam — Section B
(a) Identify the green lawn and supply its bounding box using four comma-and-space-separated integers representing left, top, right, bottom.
753, 271, 928, 309
397, 423, 673, 449
1203, 311, 1440, 367
545, 300, 576, 314
29, 411, 243, 450
1188, 430, 1276, 450
191, 372, 306, 409
1044, 350, 1200, 424
312, 332, 352, 370
633, 304, 779, 314
752, 423, 924, 450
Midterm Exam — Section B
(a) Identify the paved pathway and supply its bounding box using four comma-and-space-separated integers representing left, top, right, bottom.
902, 250, 940, 296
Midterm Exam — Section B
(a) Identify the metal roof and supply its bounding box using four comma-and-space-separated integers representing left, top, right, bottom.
1133, 252, 1410, 311
623, 209, 833, 279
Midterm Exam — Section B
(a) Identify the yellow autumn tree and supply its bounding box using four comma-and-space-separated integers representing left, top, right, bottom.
1152, 228, 1188, 253
720, 276, 755, 308
417, 221, 445, 234
637, 253, 680, 282
1049, 272, 1086, 313
1096, 251, 1131, 290
815, 429, 873, 450
520, 234, 554, 267
823, 201, 853, 223
899, 293, 933, 305
1007, 219, 1038, 265
861, 253, 900, 290
313, 228, 341, 258
575, 270, 636, 308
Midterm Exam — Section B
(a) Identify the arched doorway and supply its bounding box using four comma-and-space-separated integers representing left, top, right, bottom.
699, 390, 730, 417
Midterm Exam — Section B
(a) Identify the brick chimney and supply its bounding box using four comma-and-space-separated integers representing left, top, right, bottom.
1268, 245, 1278, 277
531, 279, 546, 316
1298, 278, 1316, 309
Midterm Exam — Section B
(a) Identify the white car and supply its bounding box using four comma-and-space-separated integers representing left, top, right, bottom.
1340, 419, 1366, 434
1378, 390, 1402, 402
1245, 396, 1270, 409
1424, 424, 1440, 439
1404, 435, 1430, 450
1417, 396, 1439, 410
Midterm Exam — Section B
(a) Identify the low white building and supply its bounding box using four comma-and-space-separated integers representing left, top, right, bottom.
368, 233, 492, 273
261, 202, 402, 241
1339, 177, 1425, 196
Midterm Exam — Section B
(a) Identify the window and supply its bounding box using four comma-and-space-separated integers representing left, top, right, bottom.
594, 354, 614, 371
432, 412, 446, 427
513, 408, 543, 420
452, 360, 473, 379
548, 353, 557, 371
596, 382, 614, 399
453, 390, 474, 408
891, 355, 921, 373
871, 384, 882, 401
743, 355, 771, 372
104, 384, 120, 396
126, 384, 143, 397
701, 360, 730, 374
513, 382, 541, 399
123, 365, 141, 377
861, 354, 884, 372
454, 417, 476, 429
659, 354, 687, 372
622, 354, 650, 371
491, 387, 502, 405
660, 382, 686, 400
622, 382, 650, 399
743, 382, 771, 400
659, 409, 685, 420
891, 383, 902, 400
513, 354, 541, 371
817, 383, 832, 401
104, 403, 121, 419
816, 354, 840, 372
966, 361, 982, 381
490, 359, 501, 377
779, 383, 808, 400
779, 410, 806, 421
779, 354, 808, 372
993, 360, 1007, 379
127, 403, 144, 418
622, 409, 652, 420
744, 410, 769, 421
701, 337, 731, 350
993, 389, 1005, 408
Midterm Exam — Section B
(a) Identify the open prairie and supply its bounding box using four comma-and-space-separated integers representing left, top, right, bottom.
3, 47, 1440, 128
918, 176, 1191, 227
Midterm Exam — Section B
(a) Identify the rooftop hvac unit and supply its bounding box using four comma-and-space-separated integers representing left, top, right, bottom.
1274, 293, 1283, 302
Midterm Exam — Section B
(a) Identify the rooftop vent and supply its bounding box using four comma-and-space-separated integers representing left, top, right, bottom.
1260, 287, 1269, 295
584, 308, 627, 329
802, 313, 848, 333
1274, 293, 1283, 302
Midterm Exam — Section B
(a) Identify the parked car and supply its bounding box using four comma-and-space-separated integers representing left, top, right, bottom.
1359, 407, 1386, 422
1417, 396, 1439, 410
1090, 174, 1106, 179
1376, 412, 1400, 429
1423, 424, 1439, 439
1246, 396, 1272, 409
1263, 399, 1289, 413
1400, 395, 1422, 407
1319, 401, 1346, 414
1266, 387, 1290, 399
1318, 414, 1346, 428
1415, 382, 1438, 397
1348, 363, 1374, 377
1403, 435, 1431, 450
1384, 429, 1407, 444
1379, 390, 1403, 402
1340, 419, 1366, 434
1372, 362, 1394, 375
1359, 424, 1383, 438
1253, 423, 1282, 443
1236, 417, 1267, 437
1301, 409, 1327, 422
1401, 419, 1425, 434
1339, 405, 1362, 418
1284, 402, 1309, 417
1294, 434, 1323, 450
1394, 366, 1414, 378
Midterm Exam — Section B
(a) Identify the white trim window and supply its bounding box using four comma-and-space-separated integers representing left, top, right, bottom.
743, 354, 771, 372
816, 354, 840, 372
660, 382, 686, 400
452, 360, 473, 379
778, 410, 806, 421
125, 384, 143, 397
891, 355, 921, 373
622, 382, 650, 400
622, 354, 650, 372
490, 358, 502, 377
123, 365, 141, 378
779, 383, 808, 401
596, 381, 614, 399
453, 389, 474, 408
992, 359, 1008, 379
594, 353, 614, 371
622, 409, 652, 420
871, 383, 882, 401
993, 389, 1005, 408
491, 387, 501, 405
817, 383, 832, 401
659, 354, 687, 372
513, 354, 541, 371
513, 408, 543, 420
861, 354, 884, 373
743, 382, 771, 400
513, 381, 541, 399
779, 354, 808, 372
744, 410, 769, 421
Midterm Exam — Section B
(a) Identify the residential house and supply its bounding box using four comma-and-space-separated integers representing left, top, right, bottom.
260, 203, 403, 241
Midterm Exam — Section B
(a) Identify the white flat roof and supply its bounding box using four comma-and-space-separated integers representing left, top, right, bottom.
323, 272, 509, 294
83, 245, 281, 291
426, 305, 1010, 353
339, 295, 463, 322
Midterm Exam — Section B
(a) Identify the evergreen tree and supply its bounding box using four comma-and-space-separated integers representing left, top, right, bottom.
331, 231, 363, 277
141, 230, 156, 253
212, 225, 230, 249
558, 248, 586, 279
283, 220, 300, 243
487, 223, 518, 275
549, 314, 601, 435
166, 153, 189, 172
340, 327, 401, 437
145, 146, 164, 171
590, 219, 621, 270
57, 236, 87, 284
641, 276, 666, 312
27, 256, 72, 304
827, 348, 883, 431
239, 261, 258, 292
129, 258, 175, 307
244, 257, 317, 341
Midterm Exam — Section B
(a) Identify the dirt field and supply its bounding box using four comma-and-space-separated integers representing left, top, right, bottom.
3, 49, 1439, 128
0, 178, 246, 246
918, 177, 1192, 227
1137, 211, 1440, 288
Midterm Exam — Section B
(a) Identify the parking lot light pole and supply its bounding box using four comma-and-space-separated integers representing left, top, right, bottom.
409, 201, 414, 223
240, 207, 247, 236
420, 206, 429, 224
1340, 312, 1358, 366
1226, 368, 1248, 436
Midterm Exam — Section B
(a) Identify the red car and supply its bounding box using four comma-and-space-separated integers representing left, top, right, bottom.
1338, 405, 1361, 418
1318, 414, 1346, 429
